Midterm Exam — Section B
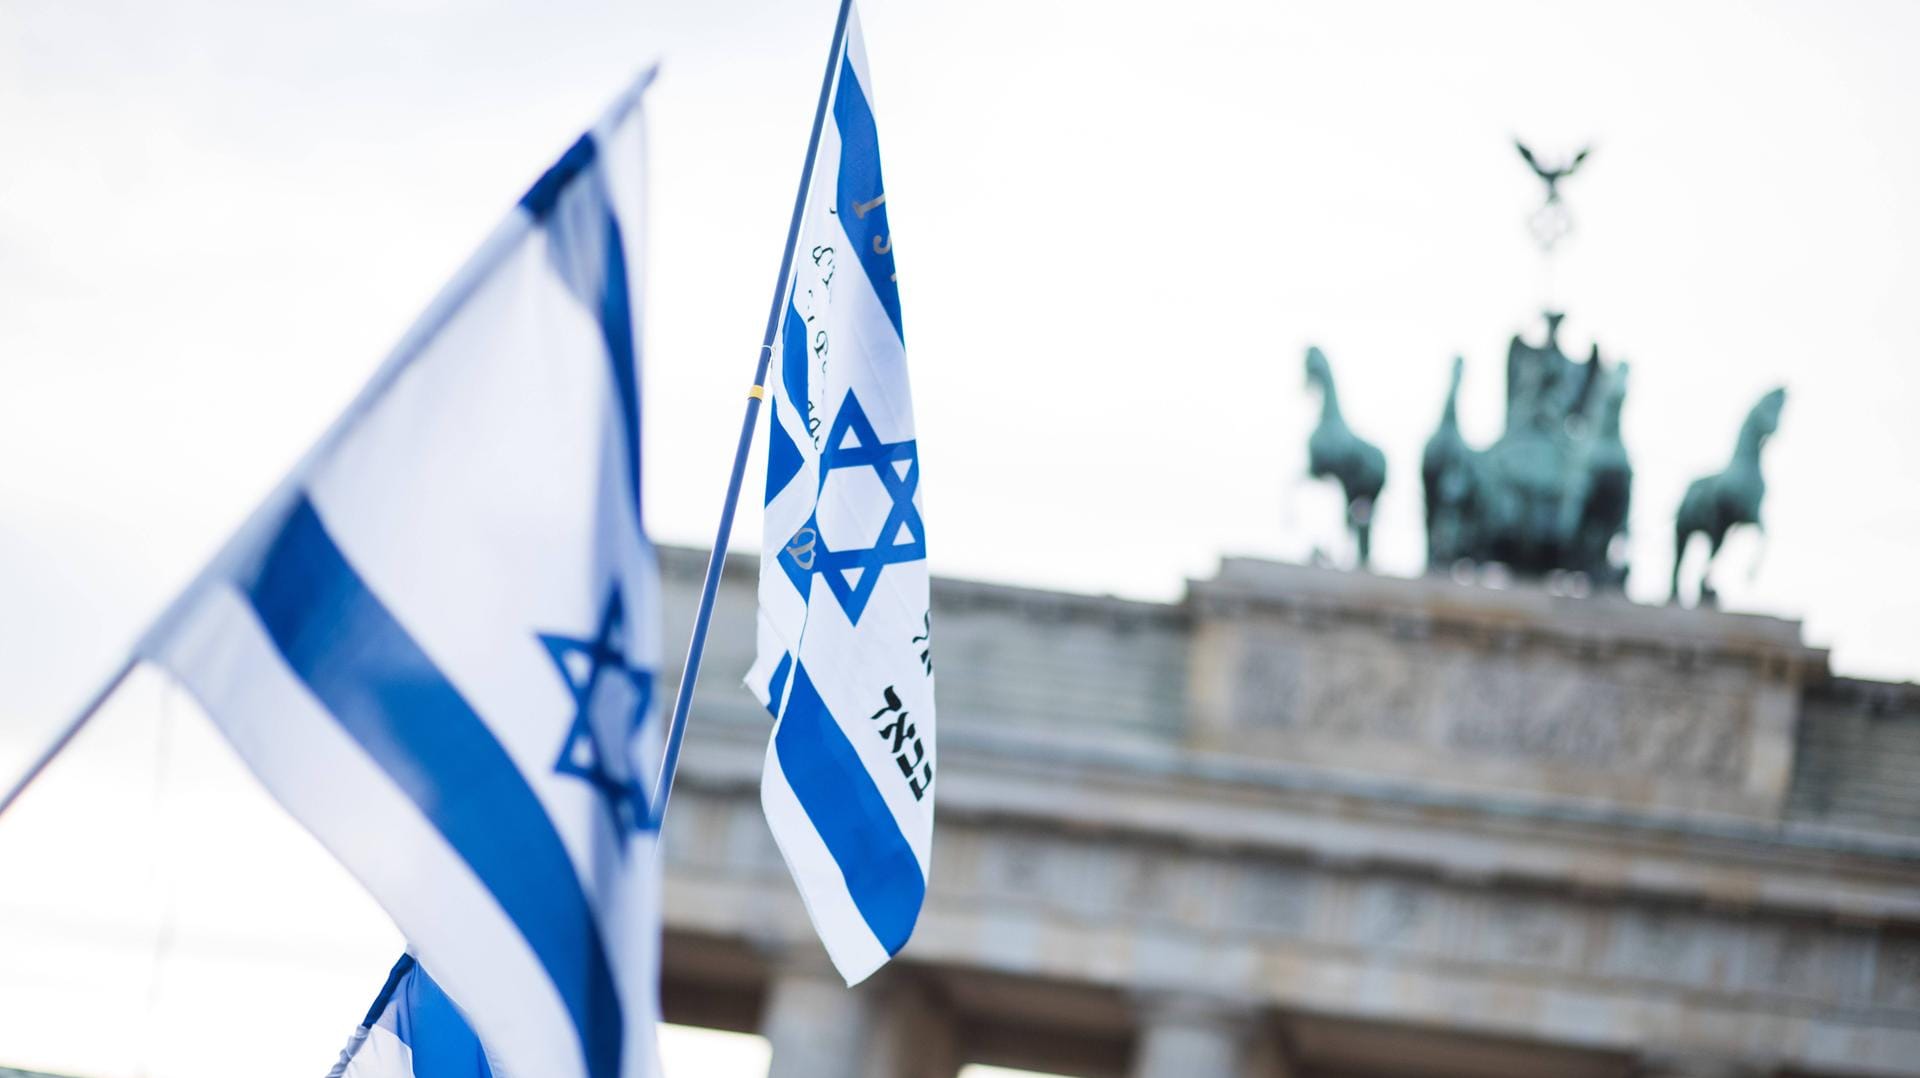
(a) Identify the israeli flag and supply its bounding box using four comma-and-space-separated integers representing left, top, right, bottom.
139, 71, 663, 1078
329, 956, 501, 1077
744, 5, 934, 986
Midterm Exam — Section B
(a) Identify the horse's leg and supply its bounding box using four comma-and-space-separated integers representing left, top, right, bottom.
1350, 495, 1375, 569
1670, 523, 1690, 603
1699, 526, 1729, 609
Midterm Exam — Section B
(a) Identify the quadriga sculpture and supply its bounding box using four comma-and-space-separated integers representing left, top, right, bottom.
1671, 387, 1786, 607
1303, 346, 1387, 567
1414, 314, 1632, 589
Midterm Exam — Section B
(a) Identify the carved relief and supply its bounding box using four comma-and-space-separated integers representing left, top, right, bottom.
1235, 642, 1302, 728
1227, 616, 1760, 786
1300, 648, 1425, 741
1234, 636, 1423, 740
1604, 909, 1703, 983
1124, 860, 1189, 924
1056, 846, 1131, 920
1230, 863, 1314, 937
1448, 666, 1627, 766
1352, 880, 1436, 953
1480, 895, 1586, 970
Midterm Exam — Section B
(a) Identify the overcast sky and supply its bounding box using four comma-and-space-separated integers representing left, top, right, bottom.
3, 0, 1918, 1074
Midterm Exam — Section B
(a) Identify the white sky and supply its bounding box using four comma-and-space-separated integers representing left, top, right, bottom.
2, 0, 1918, 1075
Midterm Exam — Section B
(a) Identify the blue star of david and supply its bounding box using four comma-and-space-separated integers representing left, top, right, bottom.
539, 589, 657, 838
777, 390, 925, 626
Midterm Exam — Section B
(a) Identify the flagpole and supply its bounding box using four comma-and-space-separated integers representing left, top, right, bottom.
0, 656, 137, 819
653, 0, 855, 828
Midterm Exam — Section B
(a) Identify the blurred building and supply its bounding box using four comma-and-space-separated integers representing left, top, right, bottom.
657, 546, 1920, 1078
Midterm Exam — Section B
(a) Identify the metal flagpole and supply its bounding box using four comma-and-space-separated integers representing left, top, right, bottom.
651, 0, 856, 829
0, 656, 136, 819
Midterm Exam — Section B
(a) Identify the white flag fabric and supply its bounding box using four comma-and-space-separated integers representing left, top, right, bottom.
140, 71, 663, 1078
329, 955, 504, 1078
744, 4, 934, 986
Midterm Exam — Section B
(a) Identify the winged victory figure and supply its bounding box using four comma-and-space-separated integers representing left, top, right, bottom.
1516, 140, 1591, 204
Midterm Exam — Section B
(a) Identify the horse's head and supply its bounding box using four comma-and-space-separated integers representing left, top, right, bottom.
1750, 386, 1787, 441
1305, 346, 1333, 391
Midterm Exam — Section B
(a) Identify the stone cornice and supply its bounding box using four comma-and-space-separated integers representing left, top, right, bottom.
1190, 557, 1828, 679
672, 710, 1920, 926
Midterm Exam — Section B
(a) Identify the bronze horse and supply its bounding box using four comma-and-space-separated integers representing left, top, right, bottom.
1305, 347, 1387, 567
1671, 387, 1786, 606
1422, 355, 1477, 569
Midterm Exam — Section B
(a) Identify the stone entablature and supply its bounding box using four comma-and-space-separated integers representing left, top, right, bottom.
665, 714, 1920, 1076
654, 547, 1920, 1076
693, 788, 1916, 1021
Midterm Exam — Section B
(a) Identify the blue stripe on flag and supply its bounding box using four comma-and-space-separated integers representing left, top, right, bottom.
362, 954, 418, 1029
832, 55, 902, 341
594, 210, 643, 521
774, 663, 924, 954
765, 399, 804, 505
780, 296, 810, 429
394, 960, 496, 1078
244, 497, 622, 1078
520, 134, 597, 221
765, 652, 793, 718
521, 133, 644, 519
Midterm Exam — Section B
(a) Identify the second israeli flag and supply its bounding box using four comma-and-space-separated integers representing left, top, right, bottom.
745, 3, 934, 986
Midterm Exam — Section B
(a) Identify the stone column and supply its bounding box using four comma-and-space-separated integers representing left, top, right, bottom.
1130, 993, 1281, 1078
761, 957, 959, 1078
762, 961, 869, 1078
861, 968, 960, 1078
